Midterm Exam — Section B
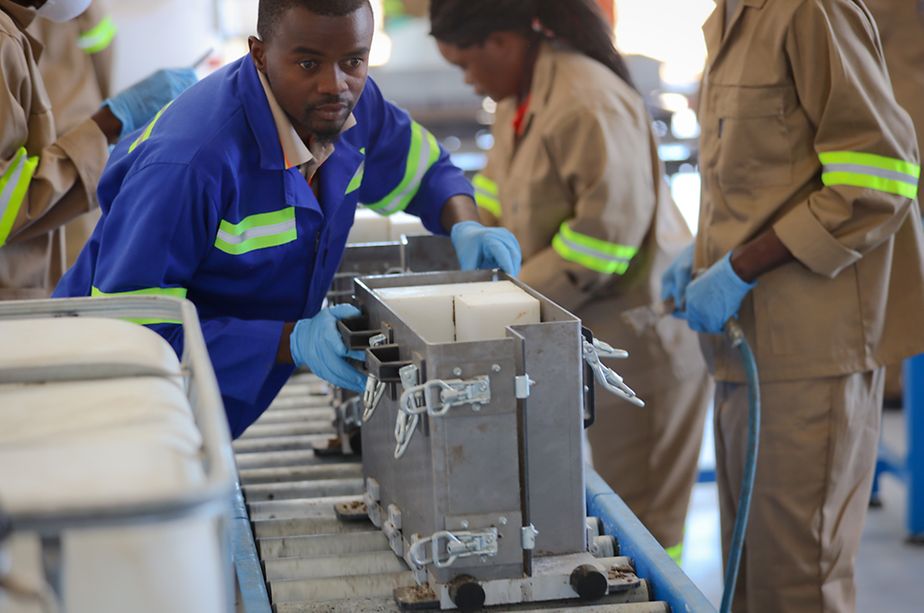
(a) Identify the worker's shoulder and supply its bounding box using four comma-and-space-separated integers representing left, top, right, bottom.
783, 0, 878, 22
543, 49, 648, 135
132, 74, 251, 172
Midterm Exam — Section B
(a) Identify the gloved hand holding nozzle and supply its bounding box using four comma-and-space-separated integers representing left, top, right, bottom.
660, 245, 756, 334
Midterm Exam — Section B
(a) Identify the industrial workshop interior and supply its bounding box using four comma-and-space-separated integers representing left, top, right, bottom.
2, 0, 924, 611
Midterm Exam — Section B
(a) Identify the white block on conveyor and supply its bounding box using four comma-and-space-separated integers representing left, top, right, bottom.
386, 212, 427, 240
347, 208, 390, 244
374, 281, 529, 343
378, 292, 455, 343
0, 317, 180, 377
455, 290, 541, 342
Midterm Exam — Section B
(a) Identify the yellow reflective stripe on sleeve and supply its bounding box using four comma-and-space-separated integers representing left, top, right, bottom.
128, 100, 174, 153
78, 16, 117, 54
473, 173, 501, 218
0, 147, 39, 247
90, 285, 187, 324
819, 151, 920, 199
364, 121, 439, 216
346, 161, 364, 194
215, 207, 298, 255
665, 542, 683, 565
551, 222, 638, 275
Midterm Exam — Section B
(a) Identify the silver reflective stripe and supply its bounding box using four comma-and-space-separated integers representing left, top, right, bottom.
216, 219, 297, 245
822, 163, 918, 185
377, 128, 436, 215
556, 233, 631, 266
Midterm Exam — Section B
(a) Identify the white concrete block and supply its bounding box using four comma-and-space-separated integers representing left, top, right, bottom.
375, 281, 535, 343
387, 212, 428, 240
377, 291, 455, 343
454, 291, 541, 342
347, 208, 390, 244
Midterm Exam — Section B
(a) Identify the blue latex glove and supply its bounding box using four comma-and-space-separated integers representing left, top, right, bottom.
661, 242, 694, 311
104, 68, 198, 138
680, 252, 756, 334
450, 220, 522, 276
289, 304, 367, 393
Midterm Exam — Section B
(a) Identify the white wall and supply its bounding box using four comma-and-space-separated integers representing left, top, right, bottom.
102, 0, 221, 92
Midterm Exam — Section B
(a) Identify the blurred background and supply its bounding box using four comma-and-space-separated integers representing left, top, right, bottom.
100, 0, 713, 234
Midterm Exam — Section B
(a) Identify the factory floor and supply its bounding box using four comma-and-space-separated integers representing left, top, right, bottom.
681, 408, 924, 611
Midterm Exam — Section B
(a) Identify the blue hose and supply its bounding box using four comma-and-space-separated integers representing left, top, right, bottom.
719, 319, 761, 613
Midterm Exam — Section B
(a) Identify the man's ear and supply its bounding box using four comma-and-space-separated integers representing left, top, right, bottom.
249, 36, 266, 72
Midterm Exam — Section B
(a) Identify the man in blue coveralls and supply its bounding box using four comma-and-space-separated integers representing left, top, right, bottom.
54, 0, 522, 437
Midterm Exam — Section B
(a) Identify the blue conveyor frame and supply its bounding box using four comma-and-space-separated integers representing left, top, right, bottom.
586, 469, 716, 613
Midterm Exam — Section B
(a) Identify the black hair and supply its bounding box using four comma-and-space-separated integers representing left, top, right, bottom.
257, 0, 371, 39
429, 0, 635, 90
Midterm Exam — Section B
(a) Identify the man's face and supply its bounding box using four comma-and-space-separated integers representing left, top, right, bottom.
251, 4, 373, 141
437, 35, 523, 102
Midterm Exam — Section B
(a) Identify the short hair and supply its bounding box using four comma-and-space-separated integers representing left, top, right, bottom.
257, 0, 371, 40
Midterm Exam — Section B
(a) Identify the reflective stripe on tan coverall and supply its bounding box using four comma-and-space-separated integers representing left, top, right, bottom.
477, 41, 710, 551
0, 0, 107, 299
28, 1, 114, 269
699, 1, 924, 610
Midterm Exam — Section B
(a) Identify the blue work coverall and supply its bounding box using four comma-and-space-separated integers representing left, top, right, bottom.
55, 55, 472, 437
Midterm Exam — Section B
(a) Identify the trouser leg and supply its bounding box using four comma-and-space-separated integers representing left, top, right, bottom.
714, 370, 884, 613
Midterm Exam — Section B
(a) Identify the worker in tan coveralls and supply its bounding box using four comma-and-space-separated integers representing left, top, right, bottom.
28, 0, 115, 267
863, 0, 924, 406
0, 0, 195, 300
430, 0, 711, 561
663, 0, 924, 610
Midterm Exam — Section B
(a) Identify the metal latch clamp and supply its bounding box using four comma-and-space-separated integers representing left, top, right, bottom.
398, 376, 491, 417
408, 528, 499, 569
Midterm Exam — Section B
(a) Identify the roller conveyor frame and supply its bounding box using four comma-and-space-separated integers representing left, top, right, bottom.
0, 296, 238, 610
232, 374, 716, 613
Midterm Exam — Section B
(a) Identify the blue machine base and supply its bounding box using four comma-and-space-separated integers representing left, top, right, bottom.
871, 354, 924, 541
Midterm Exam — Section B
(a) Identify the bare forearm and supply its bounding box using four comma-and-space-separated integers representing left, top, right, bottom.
729, 228, 793, 283
440, 194, 479, 231
91, 106, 123, 145
277, 321, 295, 364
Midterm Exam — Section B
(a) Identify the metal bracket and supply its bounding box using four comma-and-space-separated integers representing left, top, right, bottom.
582, 339, 645, 408
515, 375, 535, 399
364, 478, 383, 528
398, 376, 491, 417
408, 528, 499, 569
394, 364, 423, 459
384, 504, 404, 557
340, 396, 363, 429
361, 334, 389, 422
521, 524, 539, 550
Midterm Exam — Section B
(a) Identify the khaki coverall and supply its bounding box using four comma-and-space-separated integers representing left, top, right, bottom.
699, 1, 924, 611
28, 1, 115, 267
863, 0, 924, 401
474, 42, 711, 552
0, 0, 108, 300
